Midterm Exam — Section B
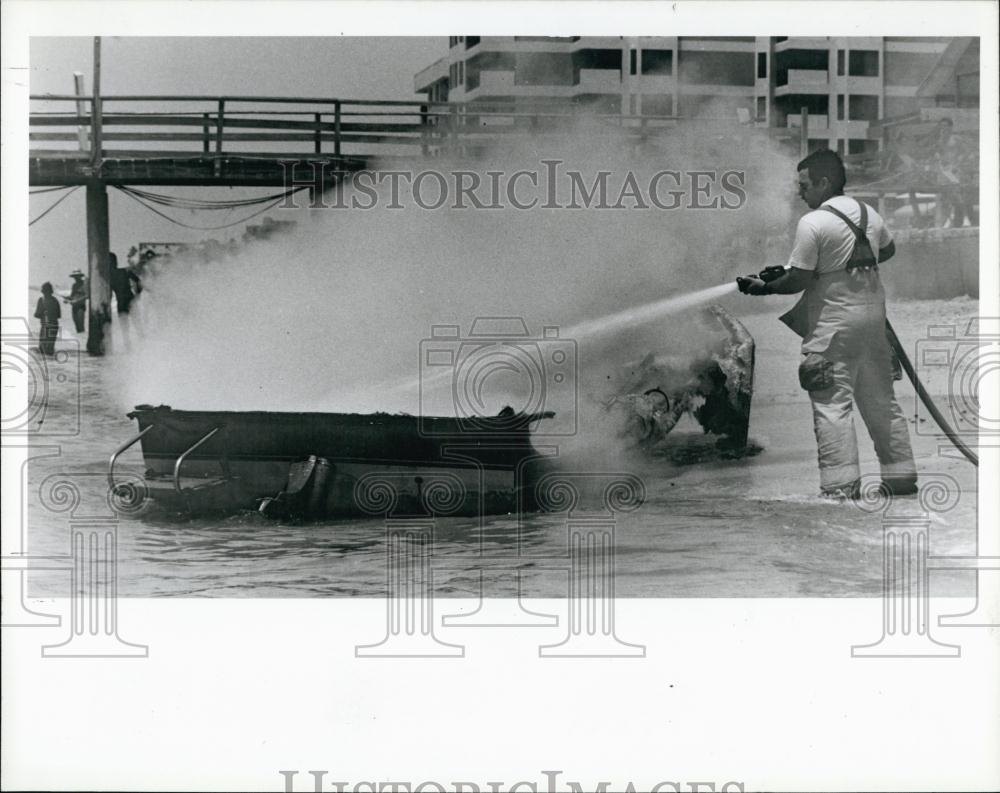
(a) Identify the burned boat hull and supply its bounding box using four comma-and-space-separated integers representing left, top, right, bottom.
113, 406, 552, 517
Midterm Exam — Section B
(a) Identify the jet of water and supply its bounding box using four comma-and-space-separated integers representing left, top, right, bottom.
390, 281, 739, 396
563, 281, 739, 340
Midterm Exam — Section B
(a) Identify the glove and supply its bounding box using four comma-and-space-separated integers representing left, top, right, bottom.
736, 276, 770, 296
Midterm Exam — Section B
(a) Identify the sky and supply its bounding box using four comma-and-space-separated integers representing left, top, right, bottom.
28, 37, 445, 287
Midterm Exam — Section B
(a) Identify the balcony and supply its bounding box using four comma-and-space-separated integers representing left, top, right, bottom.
414, 56, 450, 93
465, 70, 515, 97
773, 37, 831, 52
475, 36, 616, 53
466, 69, 623, 99
787, 113, 829, 132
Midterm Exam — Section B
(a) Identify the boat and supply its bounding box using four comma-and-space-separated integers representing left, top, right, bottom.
109, 306, 756, 518
109, 406, 555, 517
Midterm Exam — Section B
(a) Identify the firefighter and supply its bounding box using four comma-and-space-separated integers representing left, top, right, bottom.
739, 150, 917, 498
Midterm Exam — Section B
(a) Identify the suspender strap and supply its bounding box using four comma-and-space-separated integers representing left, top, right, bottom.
820, 198, 879, 272
821, 199, 868, 240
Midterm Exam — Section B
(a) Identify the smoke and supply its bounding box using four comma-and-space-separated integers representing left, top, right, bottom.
112, 116, 797, 428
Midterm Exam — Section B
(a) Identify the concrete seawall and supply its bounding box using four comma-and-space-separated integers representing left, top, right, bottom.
880, 227, 979, 299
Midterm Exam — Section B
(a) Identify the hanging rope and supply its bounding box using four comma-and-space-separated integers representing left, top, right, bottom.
113, 185, 309, 231
30, 185, 77, 195
117, 185, 308, 210
29, 186, 81, 226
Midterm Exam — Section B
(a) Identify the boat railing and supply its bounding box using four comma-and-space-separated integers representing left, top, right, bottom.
173, 426, 223, 495
107, 424, 155, 492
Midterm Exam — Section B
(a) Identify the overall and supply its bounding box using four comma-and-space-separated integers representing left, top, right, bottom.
781, 201, 917, 492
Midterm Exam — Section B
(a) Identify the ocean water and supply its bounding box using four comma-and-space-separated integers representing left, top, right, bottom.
19, 298, 980, 598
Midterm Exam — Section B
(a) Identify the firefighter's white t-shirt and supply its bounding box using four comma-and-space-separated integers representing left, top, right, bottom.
788, 195, 893, 274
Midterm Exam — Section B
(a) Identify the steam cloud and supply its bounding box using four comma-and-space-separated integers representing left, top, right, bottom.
113, 116, 797, 430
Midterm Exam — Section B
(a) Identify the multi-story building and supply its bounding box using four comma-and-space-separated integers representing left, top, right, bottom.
414, 36, 979, 154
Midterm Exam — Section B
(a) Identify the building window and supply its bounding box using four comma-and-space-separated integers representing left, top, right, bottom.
848, 94, 879, 121
757, 52, 767, 79
466, 36, 480, 49
756, 96, 766, 121
641, 49, 673, 76
837, 139, 845, 156
837, 94, 844, 121
630, 49, 637, 76
449, 36, 457, 48
773, 48, 829, 87
837, 49, 845, 76
849, 50, 879, 77
679, 50, 752, 85
515, 52, 574, 86
458, 61, 464, 86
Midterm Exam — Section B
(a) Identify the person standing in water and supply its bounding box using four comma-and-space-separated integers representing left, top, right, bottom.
34, 282, 61, 356
739, 149, 917, 498
65, 270, 88, 333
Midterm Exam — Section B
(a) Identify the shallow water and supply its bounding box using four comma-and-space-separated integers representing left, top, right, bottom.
21, 298, 980, 597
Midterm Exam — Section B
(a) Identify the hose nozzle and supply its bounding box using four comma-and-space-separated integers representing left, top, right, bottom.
737, 265, 786, 294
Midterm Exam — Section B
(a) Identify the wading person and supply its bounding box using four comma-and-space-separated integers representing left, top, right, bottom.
738, 149, 917, 498
110, 252, 142, 316
65, 270, 87, 333
34, 282, 61, 357
110, 252, 143, 348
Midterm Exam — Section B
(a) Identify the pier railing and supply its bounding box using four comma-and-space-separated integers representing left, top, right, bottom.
29, 93, 797, 163
30, 95, 979, 228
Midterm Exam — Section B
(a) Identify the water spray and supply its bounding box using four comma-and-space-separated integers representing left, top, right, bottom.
392, 282, 740, 395
564, 281, 738, 340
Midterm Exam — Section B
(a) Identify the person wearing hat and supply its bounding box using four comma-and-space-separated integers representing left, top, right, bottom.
34, 282, 61, 356
64, 270, 87, 333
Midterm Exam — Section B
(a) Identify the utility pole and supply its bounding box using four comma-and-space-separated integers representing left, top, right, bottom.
85, 36, 112, 356
800, 105, 810, 159
73, 72, 89, 151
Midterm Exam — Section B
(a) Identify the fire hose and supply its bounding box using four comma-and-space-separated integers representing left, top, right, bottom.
885, 320, 979, 466
738, 266, 980, 467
